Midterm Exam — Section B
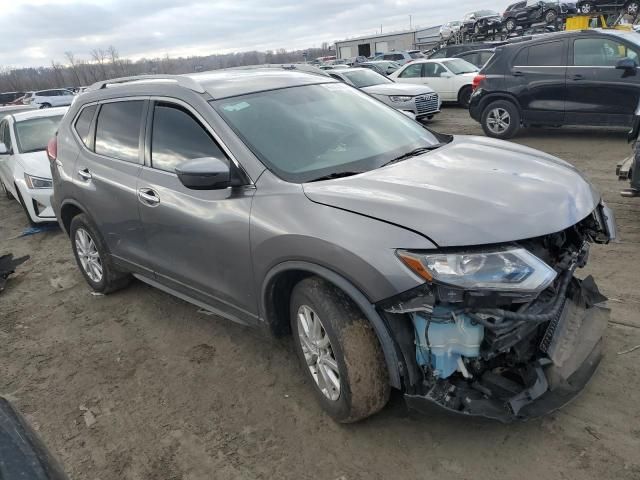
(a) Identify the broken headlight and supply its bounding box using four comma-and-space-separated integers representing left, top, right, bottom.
397, 248, 557, 292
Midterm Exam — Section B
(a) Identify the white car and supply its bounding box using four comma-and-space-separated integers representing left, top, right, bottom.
389, 58, 479, 107
24, 89, 75, 109
327, 68, 441, 121
440, 21, 463, 41
0, 107, 68, 224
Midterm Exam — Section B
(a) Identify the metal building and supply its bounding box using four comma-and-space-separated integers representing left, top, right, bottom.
334, 29, 418, 59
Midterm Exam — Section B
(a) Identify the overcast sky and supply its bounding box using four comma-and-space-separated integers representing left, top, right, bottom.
1, 0, 511, 68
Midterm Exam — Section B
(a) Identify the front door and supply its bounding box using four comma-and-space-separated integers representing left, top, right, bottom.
510, 39, 567, 125
566, 36, 640, 126
73, 99, 149, 271
137, 100, 257, 325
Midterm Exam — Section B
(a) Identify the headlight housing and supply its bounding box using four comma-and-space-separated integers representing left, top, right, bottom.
24, 173, 52, 189
389, 95, 413, 103
397, 248, 557, 292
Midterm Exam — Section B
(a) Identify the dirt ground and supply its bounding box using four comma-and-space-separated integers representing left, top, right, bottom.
1, 107, 640, 480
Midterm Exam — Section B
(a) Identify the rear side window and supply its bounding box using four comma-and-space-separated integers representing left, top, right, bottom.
526, 41, 564, 66
399, 63, 423, 78
573, 37, 639, 66
74, 104, 97, 147
151, 103, 226, 173
95, 100, 144, 162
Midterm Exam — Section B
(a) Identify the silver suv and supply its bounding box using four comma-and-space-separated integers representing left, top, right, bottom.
50, 70, 615, 423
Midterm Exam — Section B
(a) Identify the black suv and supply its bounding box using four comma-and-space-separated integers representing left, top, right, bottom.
470, 29, 640, 138
503, 1, 578, 32
576, 0, 639, 15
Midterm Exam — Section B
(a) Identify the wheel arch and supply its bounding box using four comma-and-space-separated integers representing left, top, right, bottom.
59, 199, 90, 236
479, 92, 524, 118
261, 261, 403, 389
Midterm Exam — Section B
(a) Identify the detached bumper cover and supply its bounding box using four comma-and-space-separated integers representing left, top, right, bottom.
405, 279, 610, 423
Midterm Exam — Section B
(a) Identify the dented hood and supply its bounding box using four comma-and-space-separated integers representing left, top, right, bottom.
303, 136, 600, 247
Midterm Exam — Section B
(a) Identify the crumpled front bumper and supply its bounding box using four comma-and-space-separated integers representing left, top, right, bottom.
404, 278, 610, 423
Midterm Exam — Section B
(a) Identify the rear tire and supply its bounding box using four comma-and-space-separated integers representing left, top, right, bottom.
579, 2, 594, 13
481, 100, 521, 139
290, 277, 390, 423
627, 1, 640, 16
505, 18, 517, 31
70, 213, 131, 294
458, 86, 473, 108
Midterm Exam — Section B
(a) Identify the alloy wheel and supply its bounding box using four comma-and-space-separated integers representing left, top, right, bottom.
628, 2, 639, 16
580, 3, 593, 13
506, 19, 516, 31
486, 107, 511, 135
296, 305, 341, 401
75, 228, 103, 283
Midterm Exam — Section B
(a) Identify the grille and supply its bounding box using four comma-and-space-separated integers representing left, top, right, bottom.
415, 94, 439, 115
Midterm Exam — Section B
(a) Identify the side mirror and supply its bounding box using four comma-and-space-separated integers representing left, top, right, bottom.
175, 157, 231, 190
0, 144, 8, 155
440, 71, 453, 78
616, 57, 637, 72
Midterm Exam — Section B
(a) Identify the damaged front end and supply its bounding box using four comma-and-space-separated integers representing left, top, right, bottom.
382, 205, 616, 422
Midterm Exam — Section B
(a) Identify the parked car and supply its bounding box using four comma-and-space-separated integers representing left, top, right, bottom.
462, 10, 503, 38
617, 113, 640, 196
373, 50, 425, 65
576, 0, 640, 14
454, 48, 495, 68
327, 68, 441, 120
470, 29, 640, 138
0, 104, 37, 120
0, 92, 26, 106
390, 58, 479, 107
0, 107, 67, 224
503, 1, 578, 32
429, 42, 505, 59
23, 89, 75, 109
357, 60, 401, 75
440, 21, 463, 41
318, 64, 351, 70
51, 70, 615, 423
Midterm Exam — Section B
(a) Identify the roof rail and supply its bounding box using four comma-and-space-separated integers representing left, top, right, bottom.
86, 75, 206, 94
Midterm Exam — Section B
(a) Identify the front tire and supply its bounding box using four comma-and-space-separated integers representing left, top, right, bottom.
481, 100, 521, 139
545, 9, 558, 23
0, 177, 13, 199
458, 86, 473, 108
70, 214, 131, 294
505, 18, 517, 31
627, 1, 640, 16
290, 277, 390, 423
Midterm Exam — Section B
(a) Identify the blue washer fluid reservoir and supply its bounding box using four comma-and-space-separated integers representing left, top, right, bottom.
412, 307, 484, 379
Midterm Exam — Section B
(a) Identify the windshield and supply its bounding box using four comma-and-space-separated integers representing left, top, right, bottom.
443, 58, 479, 74
14, 115, 63, 153
213, 83, 440, 183
341, 69, 392, 87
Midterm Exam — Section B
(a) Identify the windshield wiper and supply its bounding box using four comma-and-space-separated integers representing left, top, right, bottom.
382, 143, 447, 167
308, 171, 362, 183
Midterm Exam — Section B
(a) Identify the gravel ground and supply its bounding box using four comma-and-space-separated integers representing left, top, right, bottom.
1, 107, 640, 480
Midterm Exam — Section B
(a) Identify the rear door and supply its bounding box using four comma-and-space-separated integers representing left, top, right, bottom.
136, 99, 257, 325
566, 35, 640, 126
73, 99, 150, 271
510, 39, 567, 124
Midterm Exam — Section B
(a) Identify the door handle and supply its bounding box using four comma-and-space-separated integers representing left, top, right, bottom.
138, 188, 160, 206
513, 70, 524, 77
78, 168, 92, 180
572, 74, 584, 81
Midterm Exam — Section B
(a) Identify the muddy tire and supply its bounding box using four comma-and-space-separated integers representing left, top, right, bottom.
70, 213, 131, 294
290, 277, 390, 423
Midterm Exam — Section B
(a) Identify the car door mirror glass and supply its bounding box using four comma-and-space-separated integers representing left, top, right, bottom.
175, 157, 231, 190
616, 57, 637, 71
